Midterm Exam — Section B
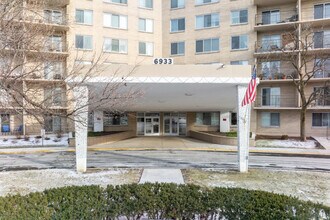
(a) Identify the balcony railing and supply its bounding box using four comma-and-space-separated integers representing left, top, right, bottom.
44, 41, 67, 53
314, 70, 330, 78
255, 39, 298, 53
258, 69, 298, 80
255, 95, 298, 108
312, 99, 330, 107
255, 10, 298, 26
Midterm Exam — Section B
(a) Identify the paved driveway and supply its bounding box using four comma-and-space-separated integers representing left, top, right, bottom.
90, 136, 232, 151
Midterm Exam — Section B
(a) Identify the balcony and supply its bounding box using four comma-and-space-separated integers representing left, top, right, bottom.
258, 69, 298, 81
254, 39, 298, 57
255, 10, 298, 32
255, 95, 298, 109
23, 14, 69, 31
254, 0, 296, 7
26, 0, 70, 7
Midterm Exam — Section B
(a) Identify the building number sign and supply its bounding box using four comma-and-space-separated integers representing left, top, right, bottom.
153, 58, 173, 65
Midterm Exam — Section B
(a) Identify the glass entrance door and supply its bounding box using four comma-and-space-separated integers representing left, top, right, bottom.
164, 116, 179, 135
145, 117, 160, 135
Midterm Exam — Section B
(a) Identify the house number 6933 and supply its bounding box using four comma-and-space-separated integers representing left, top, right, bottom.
153, 58, 173, 65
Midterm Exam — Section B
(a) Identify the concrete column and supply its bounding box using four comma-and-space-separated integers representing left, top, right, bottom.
220, 112, 230, 133
73, 86, 89, 173
237, 85, 251, 173
93, 110, 104, 132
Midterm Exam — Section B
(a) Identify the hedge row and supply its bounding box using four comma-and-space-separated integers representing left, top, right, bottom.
0, 183, 329, 220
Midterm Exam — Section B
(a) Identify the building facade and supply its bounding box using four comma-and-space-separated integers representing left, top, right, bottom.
1, 0, 329, 138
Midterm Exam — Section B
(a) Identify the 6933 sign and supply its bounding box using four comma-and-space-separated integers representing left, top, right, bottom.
153, 58, 173, 65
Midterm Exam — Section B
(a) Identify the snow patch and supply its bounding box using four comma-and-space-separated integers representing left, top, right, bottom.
0, 134, 69, 147
256, 139, 317, 149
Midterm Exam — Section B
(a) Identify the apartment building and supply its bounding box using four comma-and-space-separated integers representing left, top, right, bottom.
0, 0, 69, 135
1, 0, 329, 139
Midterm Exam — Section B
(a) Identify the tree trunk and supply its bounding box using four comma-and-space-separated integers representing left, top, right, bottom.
300, 106, 307, 141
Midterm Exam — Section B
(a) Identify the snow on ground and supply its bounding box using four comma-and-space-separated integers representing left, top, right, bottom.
0, 169, 141, 197
0, 135, 69, 148
183, 169, 330, 206
256, 139, 317, 149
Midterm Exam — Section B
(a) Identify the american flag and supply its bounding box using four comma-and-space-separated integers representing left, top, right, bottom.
241, 66, 257, 107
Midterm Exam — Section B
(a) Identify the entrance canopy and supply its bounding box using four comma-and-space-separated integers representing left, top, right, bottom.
73, 64, 255, 173
86, 64, 252, 112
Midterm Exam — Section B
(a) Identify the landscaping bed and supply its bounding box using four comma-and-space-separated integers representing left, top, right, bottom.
0, 134, 68, 148
0, 183, 328, 219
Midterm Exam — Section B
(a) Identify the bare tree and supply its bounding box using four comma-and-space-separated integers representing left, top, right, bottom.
256, 24, 330, 141
0, 0, 142, 135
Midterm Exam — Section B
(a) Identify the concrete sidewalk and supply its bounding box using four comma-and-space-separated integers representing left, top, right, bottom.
0, 137, 330, 157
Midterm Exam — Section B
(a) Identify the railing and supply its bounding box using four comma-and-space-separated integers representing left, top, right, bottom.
311, 99, 330, 107
255, 95, 298, 108
44, 41, 67, 53
255, 10, 298, 26
257, 69, 298, 80
255, 39, 298, 53
314, 70, 330, 78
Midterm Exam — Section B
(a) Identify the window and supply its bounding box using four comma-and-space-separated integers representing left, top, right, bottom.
44, 116, 62, 132
196, 13, 219, 29
262, 88, 280, 107
75, 9, 93, 25
139, 18, 153, 32
0, 114, 10, 132
195, 0, 219, 5
170, 18, 185, 32
230, 60, 249, 65
44, 87, 63, 106
103, 13, 128, 29
88, 112, 94, 128
231, 112, 237, 125
104, 112, 128, 126
44, 10, 63, 24
314, 87, 330, 106
261, 112, 280, 127
103, 38, 128, 53
44, 62, 63, 79
314, 3, 330, 19
231, 35, 248, 50
262, 10, 280, 24
231, 9, 248, 24
315, 58, 330, 78
171, 42, 185, 55
75, 35, 93, 50
171, 0, 185, 9
104, 0, 127, 4
196, 112, 219, 126
261, 61, 280, 79
196, 38, 219, 53
261, 34, 281, 51
314, 31, 330, 48
139, 0, 153, 9
46, 35, 62, 52
312, 113, 330, 127
139, 42, 153, 55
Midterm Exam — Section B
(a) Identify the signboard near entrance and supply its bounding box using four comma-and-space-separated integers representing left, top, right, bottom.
153, 58, 173, 65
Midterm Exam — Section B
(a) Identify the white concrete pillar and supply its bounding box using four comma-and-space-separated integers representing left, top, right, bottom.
73, 86, 89, 173
93, 110, 104, 132
220, 112, 230, 133
237, 85, 251, 173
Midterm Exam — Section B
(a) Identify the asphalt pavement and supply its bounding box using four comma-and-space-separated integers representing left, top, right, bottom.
0, 150, 329, 172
